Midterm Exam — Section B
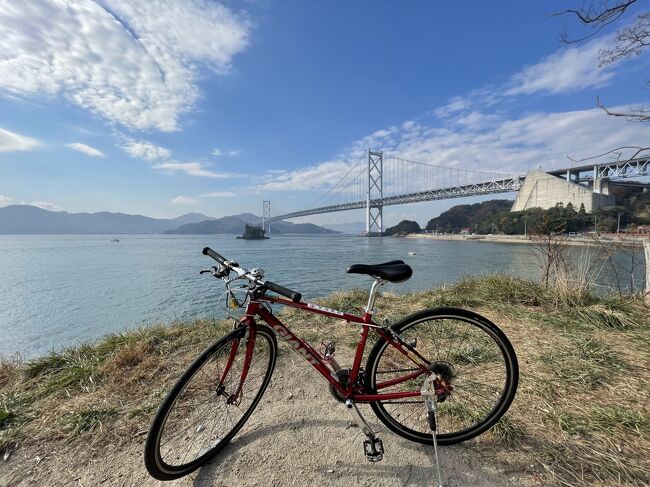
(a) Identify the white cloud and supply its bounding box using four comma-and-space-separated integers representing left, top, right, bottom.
381, 106, 649, 174
505, 37, 617, 96
0, 1, 250, 132
259, 160, 355, 191
202, 191, 237, 197
170, 195, 197, 205
119, 137, 171, 162
260, 105, 648, 198
0, 127, 39, 152
434, 96, 471, 118
154, 161, 235, 178
0, 194, 11, 206
31, 201, 62, 211
65, 142, 104, 157
212, 148, 240, 157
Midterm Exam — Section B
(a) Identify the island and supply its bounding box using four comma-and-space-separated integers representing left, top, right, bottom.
237, 224, 269, 239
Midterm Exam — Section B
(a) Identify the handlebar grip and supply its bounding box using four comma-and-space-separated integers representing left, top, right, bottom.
202, 247, 227, 264
265, 281, 302, 303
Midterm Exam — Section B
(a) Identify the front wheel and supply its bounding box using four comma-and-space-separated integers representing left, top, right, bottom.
366, 307, 518, 445
144, 324, 277, 480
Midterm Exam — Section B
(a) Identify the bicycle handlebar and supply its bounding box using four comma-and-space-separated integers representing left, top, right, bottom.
202, 246, 302, 302
264, 281, 302, 303
202, 247, 226, 264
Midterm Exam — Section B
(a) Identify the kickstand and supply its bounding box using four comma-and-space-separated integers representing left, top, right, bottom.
421, 376, 444, 487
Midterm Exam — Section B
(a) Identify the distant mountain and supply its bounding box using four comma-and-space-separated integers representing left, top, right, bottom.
167, 216, 248, 234
232, 213, 261, 225
322, 222, 365, 234
171, 212, 214, 226
0, 205, 338, 235
166, 216, 337, 235
0, 205, 212, 234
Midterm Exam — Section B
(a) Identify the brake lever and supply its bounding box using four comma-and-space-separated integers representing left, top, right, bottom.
199, 269, 213, 274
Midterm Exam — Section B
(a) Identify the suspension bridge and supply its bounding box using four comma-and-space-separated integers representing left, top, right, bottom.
262, 151, 650, 236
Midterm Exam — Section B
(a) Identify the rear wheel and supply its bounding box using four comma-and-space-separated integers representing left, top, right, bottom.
366, 307, 518, 445
144, 324, 277, 480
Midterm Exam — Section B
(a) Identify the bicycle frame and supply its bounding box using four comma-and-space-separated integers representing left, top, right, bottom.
227, 293, 433, 403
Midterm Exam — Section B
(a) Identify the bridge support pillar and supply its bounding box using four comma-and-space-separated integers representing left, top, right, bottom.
365, 150, 383, 236
262, 200, 271, 234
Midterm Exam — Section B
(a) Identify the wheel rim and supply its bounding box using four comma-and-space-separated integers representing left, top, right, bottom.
371, 314, 513, 440
156, 329, 273, 470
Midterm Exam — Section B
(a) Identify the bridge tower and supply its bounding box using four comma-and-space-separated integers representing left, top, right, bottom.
366, 150, 383, 236
262, 200, 271, 234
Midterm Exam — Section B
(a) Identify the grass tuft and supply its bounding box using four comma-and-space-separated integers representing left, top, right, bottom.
63, 406, 119, 435
0, 391, 34, 452
448, 275, 547, 307
489, 415, 526, 447
571, 304, 641, 330
25, 346, 102, 394
542, 336, 625, 390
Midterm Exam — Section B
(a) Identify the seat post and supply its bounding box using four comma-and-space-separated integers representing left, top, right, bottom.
365, 279, 383, 315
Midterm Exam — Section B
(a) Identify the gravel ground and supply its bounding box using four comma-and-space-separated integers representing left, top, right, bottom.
2, 355, 525, 487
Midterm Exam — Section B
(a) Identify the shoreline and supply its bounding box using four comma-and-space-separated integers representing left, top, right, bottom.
403, 233, 648, 247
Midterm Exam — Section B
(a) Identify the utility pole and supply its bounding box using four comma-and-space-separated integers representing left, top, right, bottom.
617, 212, 621, 234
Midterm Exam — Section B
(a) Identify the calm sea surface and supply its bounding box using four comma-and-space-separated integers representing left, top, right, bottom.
0, 234, 645, 358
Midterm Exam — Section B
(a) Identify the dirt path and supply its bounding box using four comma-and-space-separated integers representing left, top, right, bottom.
2, 355, 527, 487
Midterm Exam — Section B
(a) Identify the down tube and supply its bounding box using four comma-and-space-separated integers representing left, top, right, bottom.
256, 307, 343, 391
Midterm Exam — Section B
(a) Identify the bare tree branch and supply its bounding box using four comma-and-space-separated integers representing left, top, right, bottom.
596, 95, 650, 121
554, 0, 638, 43
568, 145, 650, 163
599, 12, 650, 65
555, 2, 650, 124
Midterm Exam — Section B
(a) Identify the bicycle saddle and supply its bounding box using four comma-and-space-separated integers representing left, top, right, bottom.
346, 260, 413, 283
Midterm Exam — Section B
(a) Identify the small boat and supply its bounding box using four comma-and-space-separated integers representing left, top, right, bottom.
111, 237, 120, 242
408, 251, 416, 256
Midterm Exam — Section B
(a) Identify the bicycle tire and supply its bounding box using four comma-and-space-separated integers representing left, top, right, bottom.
366, 307, 518, 445
144, 324, 277, 480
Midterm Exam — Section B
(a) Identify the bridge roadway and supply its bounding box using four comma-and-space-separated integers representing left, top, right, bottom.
266, 155, 650, 223
266, 176, 524, 223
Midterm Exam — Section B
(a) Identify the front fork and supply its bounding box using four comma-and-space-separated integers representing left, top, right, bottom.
218, 321, 257, 405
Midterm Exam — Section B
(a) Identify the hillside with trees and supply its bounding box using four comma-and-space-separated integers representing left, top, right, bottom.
424, 186, 650, 235
425, 200, 513, 234
384, 220, 421, 236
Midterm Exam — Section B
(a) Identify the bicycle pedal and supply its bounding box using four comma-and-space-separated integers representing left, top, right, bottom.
363, 438, 384, 462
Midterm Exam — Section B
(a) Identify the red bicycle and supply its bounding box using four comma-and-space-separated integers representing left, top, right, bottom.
145, 247, 519, 481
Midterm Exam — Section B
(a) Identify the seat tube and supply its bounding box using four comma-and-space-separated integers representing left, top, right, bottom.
349, 325, 369, 385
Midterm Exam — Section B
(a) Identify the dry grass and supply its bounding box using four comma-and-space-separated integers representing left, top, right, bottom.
0, 275, 648, 486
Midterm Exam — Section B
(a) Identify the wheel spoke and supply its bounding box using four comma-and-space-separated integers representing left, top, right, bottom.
369, 312, 517, 443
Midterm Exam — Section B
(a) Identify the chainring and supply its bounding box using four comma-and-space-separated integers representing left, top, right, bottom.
328, 368, 366, 402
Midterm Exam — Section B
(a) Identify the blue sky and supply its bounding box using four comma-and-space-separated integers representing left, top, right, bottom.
0, 0, 648, 226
